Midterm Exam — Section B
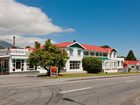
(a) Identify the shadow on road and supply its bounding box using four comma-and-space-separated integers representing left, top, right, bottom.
63, 98, 85, 105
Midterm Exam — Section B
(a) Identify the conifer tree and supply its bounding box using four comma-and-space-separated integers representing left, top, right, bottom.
125, 50, 137, 61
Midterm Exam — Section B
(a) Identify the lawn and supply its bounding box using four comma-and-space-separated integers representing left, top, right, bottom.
59, 72, 140, 78
39, 72, 140, 79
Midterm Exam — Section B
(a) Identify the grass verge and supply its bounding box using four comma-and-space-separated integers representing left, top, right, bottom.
39, 72, 140, 79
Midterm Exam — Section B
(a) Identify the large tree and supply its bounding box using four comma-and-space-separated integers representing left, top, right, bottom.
29, 39, 69, 75
125, 50, 137, 61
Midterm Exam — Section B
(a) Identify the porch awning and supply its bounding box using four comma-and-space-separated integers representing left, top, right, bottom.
0, 55, 10, 58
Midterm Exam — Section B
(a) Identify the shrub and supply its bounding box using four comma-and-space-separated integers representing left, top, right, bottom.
82, 57, 102, 73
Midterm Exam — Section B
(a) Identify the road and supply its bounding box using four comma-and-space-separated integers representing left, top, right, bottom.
0, 75, 140, 105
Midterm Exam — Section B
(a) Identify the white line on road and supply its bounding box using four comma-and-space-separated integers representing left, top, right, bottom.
58, 87, 92, 94
124, 80, 136, 83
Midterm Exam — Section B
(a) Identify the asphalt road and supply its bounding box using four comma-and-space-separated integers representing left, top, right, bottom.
0, 75, 140, 105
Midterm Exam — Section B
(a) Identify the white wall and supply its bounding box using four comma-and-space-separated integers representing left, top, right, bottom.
65, 48, 83, 72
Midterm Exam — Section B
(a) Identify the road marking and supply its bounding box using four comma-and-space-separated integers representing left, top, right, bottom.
124, 80, 136, 83
58, 87, 92, 94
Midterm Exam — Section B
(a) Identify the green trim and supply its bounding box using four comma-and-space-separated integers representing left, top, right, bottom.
99, 57, 109, 61
69, 43, 85, 49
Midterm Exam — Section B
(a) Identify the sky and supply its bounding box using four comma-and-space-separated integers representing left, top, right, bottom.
0, 0, 140, 58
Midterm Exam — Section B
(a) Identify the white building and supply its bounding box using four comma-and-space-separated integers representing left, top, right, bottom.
55, 41, 124, 73
0, 41, 124, 74
0, 48, 36, 74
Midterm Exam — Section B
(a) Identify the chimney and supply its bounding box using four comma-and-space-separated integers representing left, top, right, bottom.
73, 40, 76, 42
13, 36, 15, 48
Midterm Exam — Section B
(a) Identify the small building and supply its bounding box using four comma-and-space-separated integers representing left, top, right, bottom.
124, 60, 140, 72
0, 48, 36, 74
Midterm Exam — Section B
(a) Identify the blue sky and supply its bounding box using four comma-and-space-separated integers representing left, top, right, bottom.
17, 0, 140, 58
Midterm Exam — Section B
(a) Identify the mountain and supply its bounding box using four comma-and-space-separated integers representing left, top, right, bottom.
0, 40, 13, 49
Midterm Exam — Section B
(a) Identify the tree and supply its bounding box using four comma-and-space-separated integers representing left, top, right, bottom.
29, 39, 69, 75
125, 50, 137, 61
25, 46, 31, 48
100, 45, 111, 48
82, 57, 102, 73
29, 41, 42, 70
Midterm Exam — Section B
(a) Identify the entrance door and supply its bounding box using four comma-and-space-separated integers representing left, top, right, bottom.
12, 59, 24, 72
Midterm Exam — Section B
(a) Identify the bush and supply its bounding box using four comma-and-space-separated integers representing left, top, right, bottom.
82, 57, 102, 73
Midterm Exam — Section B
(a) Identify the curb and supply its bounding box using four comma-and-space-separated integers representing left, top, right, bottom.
66, 74, 140, 81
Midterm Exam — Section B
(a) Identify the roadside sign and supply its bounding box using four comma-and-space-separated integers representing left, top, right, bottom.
50, 66, 58, 77
123, 63, 128, 68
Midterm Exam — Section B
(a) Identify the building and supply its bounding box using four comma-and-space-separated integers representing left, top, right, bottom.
55, 41, 124, 73
0, 48, 37, 74
124, 60, 140, 72
0, 40, 124, 74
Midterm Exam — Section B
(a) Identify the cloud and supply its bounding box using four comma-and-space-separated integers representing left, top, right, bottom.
0, 35, 55, 47
0, 0, 74, 35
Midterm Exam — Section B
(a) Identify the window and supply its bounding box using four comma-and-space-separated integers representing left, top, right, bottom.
69, 49, 73, 56
103, 53, 107, 57
96, 52, 99, 56
70, 61, 80, 69
131, 66, 135, 68
118, 61, 120, 67
99, 52, 102, 56
78, 50, 81, 56
114, 62, 117, 67
105, 62, 108, 67
121, 61, 123, 66
84, 51, 89, 56
90, 52, 95, 56
114, 53, 116, 58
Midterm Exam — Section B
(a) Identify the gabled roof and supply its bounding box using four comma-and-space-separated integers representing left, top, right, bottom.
81, 44, 108, 53
54, 42, 75, 48
103, 48, 113, 52
29, 41, 115, 53
124, 60, 139, 65
26, 47, 35, 51
55, 42, 113, 53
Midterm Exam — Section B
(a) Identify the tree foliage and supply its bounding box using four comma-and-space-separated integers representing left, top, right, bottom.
29, 39, 69, 75
82, 57, 102, 73
125, 50, 137, 61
